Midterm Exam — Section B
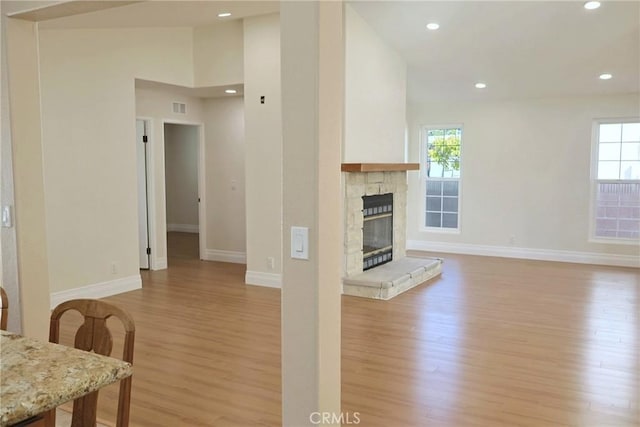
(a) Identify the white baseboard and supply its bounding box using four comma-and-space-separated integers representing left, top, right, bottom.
245, 271, 282, 288
407, 240, 640, 268
153, 257, 168, 270
50, 275, 142, 309
204, 249, 247, 264
167, 223, 199, 233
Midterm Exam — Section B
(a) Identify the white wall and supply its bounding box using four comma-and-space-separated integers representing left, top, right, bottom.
4, 18, 51, 339
38, 27, 194, 293
344, 5, 407, 163
243, 13, 282, 283
164, 124, 200, 231
203, 96, 246, 257
135, 87, 204, 266
407, 93, 640, 264
193, 20, 243, 88
280, 2, 344, 423
1, 14, 22, 334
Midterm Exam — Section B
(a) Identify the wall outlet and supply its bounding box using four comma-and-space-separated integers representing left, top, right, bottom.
509, 235, 516, 245
111, 262, 118, 275
267, 257, 275, 270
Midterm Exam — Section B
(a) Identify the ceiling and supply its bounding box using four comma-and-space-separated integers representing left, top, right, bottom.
9, 1, 640, 103
135, 79, 243, 99
35, 1, 279, 29
349, 1, 640, 103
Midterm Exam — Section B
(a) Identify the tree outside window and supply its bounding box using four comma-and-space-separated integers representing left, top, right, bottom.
426, 128, 461, 178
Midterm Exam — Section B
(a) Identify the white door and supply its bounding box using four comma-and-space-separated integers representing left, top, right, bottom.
136, 119, 150, 269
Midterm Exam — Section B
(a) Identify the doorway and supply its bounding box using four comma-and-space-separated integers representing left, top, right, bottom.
163, 123, 203, 262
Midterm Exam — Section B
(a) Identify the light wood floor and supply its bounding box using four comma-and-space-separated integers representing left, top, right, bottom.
59, 250, 639, 426
166, 231, 200, 261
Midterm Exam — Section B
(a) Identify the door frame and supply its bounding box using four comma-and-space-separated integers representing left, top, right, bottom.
136, 117, 157, 269
161, 119, 206, 262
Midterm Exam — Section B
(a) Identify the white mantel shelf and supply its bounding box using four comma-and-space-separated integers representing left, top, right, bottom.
341, 163, 420, 173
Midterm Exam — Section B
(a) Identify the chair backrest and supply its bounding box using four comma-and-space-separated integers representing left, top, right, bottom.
50, 299, 135, 427
0, 287, 8, 330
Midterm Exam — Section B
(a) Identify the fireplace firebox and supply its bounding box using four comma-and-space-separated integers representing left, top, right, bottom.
362, 193, 393, 270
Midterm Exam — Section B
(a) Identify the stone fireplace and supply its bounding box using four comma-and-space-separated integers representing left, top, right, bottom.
342, 163, 443, 300
344, 169, 408, 276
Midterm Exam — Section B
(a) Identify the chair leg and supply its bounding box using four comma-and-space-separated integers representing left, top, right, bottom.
116, 376, 132, 427
43, 409, 56, 427
72, 392, 99, 427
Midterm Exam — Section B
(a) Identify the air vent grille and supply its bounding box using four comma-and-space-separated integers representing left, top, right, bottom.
172, 102, 186, 114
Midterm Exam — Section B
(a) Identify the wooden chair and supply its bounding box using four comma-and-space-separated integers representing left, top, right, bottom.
47, 299, 135, 427
0, 286, 8, 330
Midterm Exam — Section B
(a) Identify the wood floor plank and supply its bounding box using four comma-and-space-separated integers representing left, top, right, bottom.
56, 236, 638, 426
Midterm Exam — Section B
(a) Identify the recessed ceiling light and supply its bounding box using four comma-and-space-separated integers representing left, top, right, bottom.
475, 82, 487, 89
426, 23, 440, 30
584, 1, 601, 10
599, 73, 612, 80
218, 12, 232, 18
225, 89, 237, 94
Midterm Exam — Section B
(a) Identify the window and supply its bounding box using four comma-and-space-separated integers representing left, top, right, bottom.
592, 120, 640, 241
422, 126, 462, 230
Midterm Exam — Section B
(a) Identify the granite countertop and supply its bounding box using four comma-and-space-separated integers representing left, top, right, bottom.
0, 330, 132, 427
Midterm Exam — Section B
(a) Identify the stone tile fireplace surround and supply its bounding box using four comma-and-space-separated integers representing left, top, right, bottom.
342, 163, 443, 300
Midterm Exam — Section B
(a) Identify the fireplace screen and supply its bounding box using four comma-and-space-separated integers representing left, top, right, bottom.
362, 193, 393, 270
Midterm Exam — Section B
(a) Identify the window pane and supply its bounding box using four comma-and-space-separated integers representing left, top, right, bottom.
596, 218, 617, 232
442, 213, 458, 228
443, 181, 459, 196
619, 207, 640, 219
426, 213, 441, 227
428, 162, 444, 178
598, 161, 620, 179
426, 180, 442, 196
598, 143, 621, 161
621, 143, 640, 161
618, 231, 640, 239
442, 156, 461, 175
595, 182, 640, 239
600, 124, 622, 142
622, 123, 640, 142
619, 219, 640, 233
426, 196, 442, 211
620, 185, 640, 207
443, 197, 458, 212
605, 207, 620, 218
620, 161, 640, 179
426, 128, 461, 179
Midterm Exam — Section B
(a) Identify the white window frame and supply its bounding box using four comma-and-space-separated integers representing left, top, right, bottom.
420, 124, 463, 234
589, 118, 640, 245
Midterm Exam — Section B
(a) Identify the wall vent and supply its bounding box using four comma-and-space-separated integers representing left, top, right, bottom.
172, 102, 187, 114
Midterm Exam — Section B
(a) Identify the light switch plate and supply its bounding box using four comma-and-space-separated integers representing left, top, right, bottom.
290, 226, 309, 260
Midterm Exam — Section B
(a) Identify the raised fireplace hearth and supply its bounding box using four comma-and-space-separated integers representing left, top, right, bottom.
343, 256, 442, 300
342, 163, 443, 300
